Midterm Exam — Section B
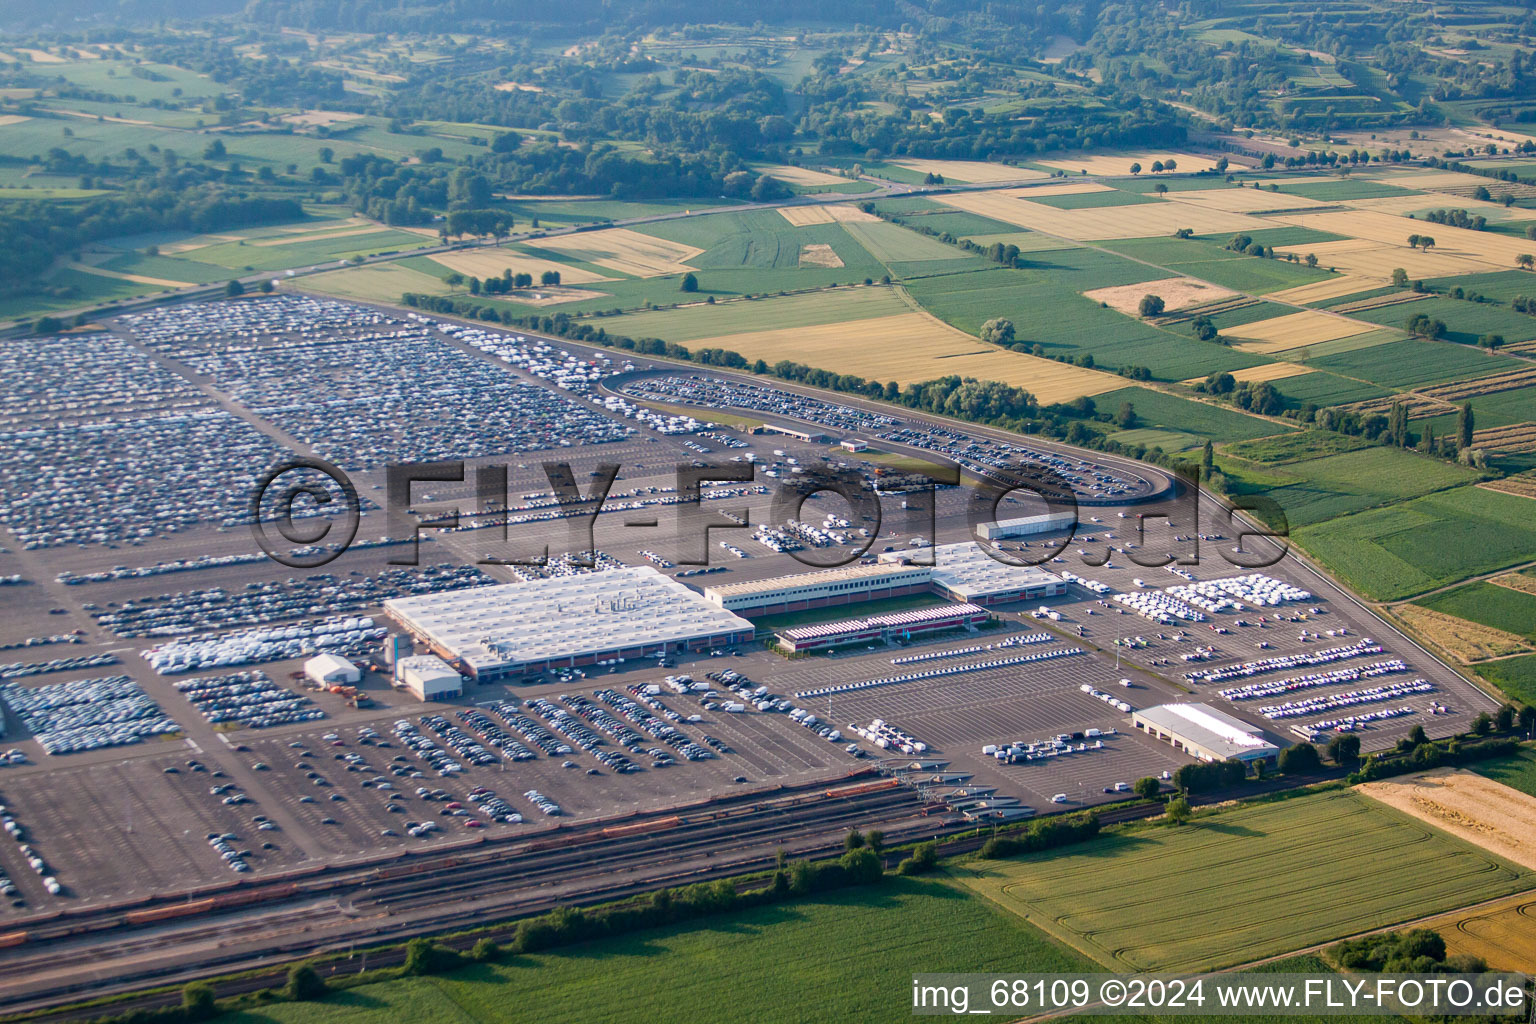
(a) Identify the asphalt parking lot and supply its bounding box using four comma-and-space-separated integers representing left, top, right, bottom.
0, 295, 1507, 917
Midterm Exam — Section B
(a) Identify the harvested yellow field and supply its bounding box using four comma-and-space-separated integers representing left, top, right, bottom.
1424, 894, 1536, 972
1267, 275, 1387, 305
0, 114, 30, 127
797, 243, 844, 269
1272, 237, 1491, 279
1164, 188, 1332, 213
1034, 150, 1221, 175
493, 81, 543, 92
1393, 605, 1531, 662
938, 190, 1265, 240
1491, 571, 1536, 596
757, 164, 847, 186
428, 249, 609, 285
18, 48, 65, 63
1422, 367, 1536, 401
1274, 209, 1536, 268
1084, 278, 1235, 315
533, 228, 703, 277
888, 158, 1046, 183
1472, 423, 1536, 453
1481, 475, 1536, 500
1358, 769, 1536, 871
1014, 181, 1115, 198
693, 311, 1124, 399
1183, 362, 1312, 386
1226, 310, 1377, 352
777, 204, 880, 226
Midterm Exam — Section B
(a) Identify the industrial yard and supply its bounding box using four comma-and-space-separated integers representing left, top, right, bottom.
0, 293, 1509, 1010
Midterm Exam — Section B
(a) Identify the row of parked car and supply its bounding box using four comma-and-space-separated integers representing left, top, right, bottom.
174, 671, 325, 729
0, 676, 181, 755
88, 564, 490, 640
0, 652, 119, 680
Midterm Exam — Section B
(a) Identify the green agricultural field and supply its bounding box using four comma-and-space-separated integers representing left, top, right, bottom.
1295, 485, 1536, 600
217, 877, 1091, 1024
1029, 189, 1161, 209
1094, 387, 1289, 442
840, 220, 971, 263
1224, 225, 1350, 248
1308, 338, 1525, 389
1347, 296, 1536, 348
1267, 371, 1390, 408
1473, 747, 1536, 796
890, 209, 1022, 237
185, 230, 437, 273
1257, 446, 1480, 528
905, 261, 1267, 380
0, 267, 168, 321
1416, 581, 1536, 640
1291, 327, 1404, 360
1223, 430, 1377, 464
955, 789, 1531, 974
1421, 270, 1536, 305
301, 263, 459, 303
1273, 179, 1423, 200
95, 252, 237, 285
1161, 253, 1336, 294
1102, 237, 1337, 294
1108, 427, 1204, 451
1113, 174, 1240, 193
593, 286, 911, 343
869, 196, 948, 217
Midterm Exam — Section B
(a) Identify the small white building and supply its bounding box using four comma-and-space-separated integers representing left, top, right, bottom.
397, 655, 464, 702
840, 439, 868, 453
304, 653, 360, 688
976, 511, 1078, 540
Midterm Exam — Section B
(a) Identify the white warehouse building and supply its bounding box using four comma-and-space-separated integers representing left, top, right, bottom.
397, 655, 464, 701
384, 567, 755, 682
304, 653, 360, 687
702, 562, 933, 615
1131, 703, 1280, 765
976, 510, 1078, 541
879, 542, 1066, 605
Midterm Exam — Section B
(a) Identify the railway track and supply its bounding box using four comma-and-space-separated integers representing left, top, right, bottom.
0, 770, 1319, 1022
0, 782, 943, 1017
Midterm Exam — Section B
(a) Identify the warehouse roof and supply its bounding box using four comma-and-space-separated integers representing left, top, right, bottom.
881, 542, 1063, 600
1133, 703, 1279, 761
385, 567, 753, 673
704, 561, 930, 599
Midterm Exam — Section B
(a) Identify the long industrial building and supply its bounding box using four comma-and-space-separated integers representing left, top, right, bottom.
776, 603, 989, 653
977, 510, 1078, 540
702, 562, 933, 615
1131, 703, 1280, 765
384, 567, 755, 681
880, 542, 1067, 605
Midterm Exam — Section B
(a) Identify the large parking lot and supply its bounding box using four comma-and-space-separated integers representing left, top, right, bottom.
0, 294, 1505, 919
